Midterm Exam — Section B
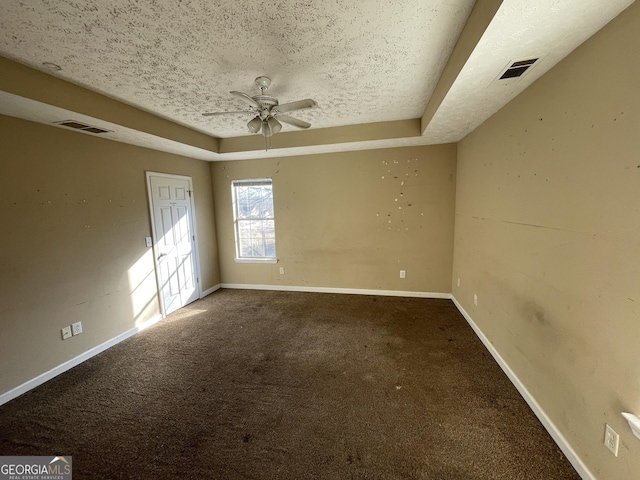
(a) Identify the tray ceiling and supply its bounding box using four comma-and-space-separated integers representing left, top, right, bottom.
0, 0, 634, 160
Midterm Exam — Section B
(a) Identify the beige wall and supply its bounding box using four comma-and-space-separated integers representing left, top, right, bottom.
0, 115, 220, 395
211, 145, 457, 293
453, 3, 640, 479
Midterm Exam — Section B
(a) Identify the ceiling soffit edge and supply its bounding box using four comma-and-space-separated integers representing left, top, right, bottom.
421, 0, 504, 134
219, 119, 422, 154
0, 55, 220, 153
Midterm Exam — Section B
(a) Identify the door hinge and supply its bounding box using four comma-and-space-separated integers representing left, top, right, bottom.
192, 235, 195, 242
188, 190, 192, 197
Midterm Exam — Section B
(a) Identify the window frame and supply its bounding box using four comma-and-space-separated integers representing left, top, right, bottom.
231, 178, 277, 264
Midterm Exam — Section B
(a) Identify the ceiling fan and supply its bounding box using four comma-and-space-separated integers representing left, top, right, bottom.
202, 76, 318, 138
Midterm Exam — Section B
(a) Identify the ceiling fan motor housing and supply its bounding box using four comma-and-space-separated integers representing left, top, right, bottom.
252, 95, 279, 118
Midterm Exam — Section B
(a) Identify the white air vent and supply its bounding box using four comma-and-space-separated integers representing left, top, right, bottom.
498, 58, 538, 80
53, 120, 111, 134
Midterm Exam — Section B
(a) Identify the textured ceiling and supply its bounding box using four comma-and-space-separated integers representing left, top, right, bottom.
0, 0, 635, 160
0, 0, 475, 137
423, 0, 636, 143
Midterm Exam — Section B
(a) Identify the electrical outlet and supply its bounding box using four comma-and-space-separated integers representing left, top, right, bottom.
61, 326, 72, 340
604, 424, 619, 456
72, 321, 83, 336
473, 294, 478, 306
279, 267, 285, 275
400, 270, 406, 279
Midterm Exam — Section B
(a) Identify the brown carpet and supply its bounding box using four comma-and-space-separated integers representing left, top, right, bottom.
0, 289, 579, 479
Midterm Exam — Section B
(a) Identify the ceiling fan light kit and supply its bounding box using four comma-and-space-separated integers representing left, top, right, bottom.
247, 116, 262, 134
266, 117, 282, 135
203, 76, 317, 147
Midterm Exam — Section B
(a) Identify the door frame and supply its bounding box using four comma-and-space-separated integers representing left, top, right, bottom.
145, 171, 203, 317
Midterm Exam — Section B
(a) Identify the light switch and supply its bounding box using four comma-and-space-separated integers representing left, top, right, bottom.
145, 236, 153, 247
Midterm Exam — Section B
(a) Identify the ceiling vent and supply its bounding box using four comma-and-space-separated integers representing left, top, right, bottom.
53, 120, 111, 134
498, 58, 538, 80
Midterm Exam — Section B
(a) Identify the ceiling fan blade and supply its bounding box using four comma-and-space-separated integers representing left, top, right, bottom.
230, 91, 261, 109
276, 114, 311, 129
273, 99, 317, 114
202, 110, 248, 116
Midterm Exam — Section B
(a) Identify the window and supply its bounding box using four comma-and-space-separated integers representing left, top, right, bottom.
231, 179, 276, 262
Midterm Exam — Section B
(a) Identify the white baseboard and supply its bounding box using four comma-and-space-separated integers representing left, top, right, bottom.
220, 283, 452, 299
200, 283, 222, 298
0, 314, 163, 407
0, 285, 592, 480
450, 295, 594, 480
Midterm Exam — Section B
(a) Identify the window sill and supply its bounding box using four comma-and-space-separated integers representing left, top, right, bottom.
235, 257, 278, 264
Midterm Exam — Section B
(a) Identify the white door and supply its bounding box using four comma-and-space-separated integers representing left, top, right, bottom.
147, 173, 200, 316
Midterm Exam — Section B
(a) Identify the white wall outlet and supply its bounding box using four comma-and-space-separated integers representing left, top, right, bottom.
604, 424, 620, 456
145, 236, 152, 247
473, 294, 478, 306
61, 326, 72, 340
72, 321, 83, 336
400, 270, 406, 279
279, 267, 285, 275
